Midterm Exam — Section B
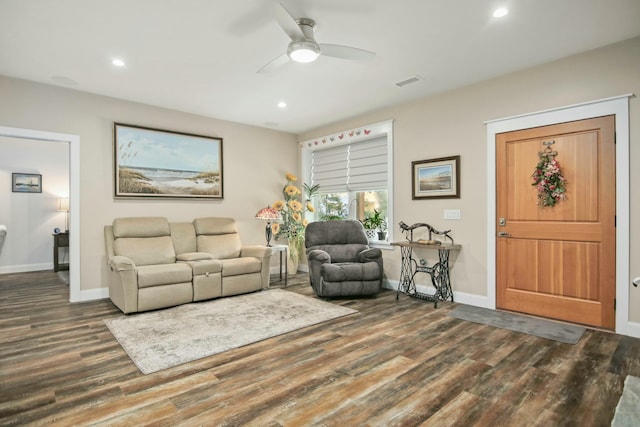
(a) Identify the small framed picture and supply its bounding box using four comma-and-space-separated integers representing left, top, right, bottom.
12, 173, 42, 193
412, 156, 460, 199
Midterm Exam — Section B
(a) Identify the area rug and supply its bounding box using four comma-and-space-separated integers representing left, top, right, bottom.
104, 289, 357, 374
447, 304, 586, 344
612, 375, 640, 427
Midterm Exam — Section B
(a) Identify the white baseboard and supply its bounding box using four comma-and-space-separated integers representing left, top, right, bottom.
79, 287, 109, 302
0, 263, 52, 274
384, 279, 491, 308
625, 321, 640, 339
453, 291, 492, 308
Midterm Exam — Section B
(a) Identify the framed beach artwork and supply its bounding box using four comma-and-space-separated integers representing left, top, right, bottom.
12, 173, 42, 193
412, 155, 460, 199
113, 123, 223, 199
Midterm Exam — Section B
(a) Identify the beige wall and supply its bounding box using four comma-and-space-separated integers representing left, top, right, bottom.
0, 76, 298, 293
300, 37, 640, 323
1, 36, 638, 326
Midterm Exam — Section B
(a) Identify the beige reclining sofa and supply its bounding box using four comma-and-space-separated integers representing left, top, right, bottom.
104, 216, 271, 313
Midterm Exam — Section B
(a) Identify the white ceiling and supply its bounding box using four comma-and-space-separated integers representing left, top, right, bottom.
1, 0, 639, 134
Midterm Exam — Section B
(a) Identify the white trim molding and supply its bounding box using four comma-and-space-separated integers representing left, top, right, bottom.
300, 120, 395, 242
485, 94, 633, 336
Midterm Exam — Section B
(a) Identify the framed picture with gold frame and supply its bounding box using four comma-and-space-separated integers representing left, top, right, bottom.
114, 123, 223, 199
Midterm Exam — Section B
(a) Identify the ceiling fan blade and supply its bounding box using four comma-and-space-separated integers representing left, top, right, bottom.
319, 44, 376, 61
257, 53, 290, 74
274, 3, 305, 41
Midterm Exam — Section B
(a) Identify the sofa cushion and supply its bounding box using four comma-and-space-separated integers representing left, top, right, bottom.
320, 262, 381, 282
113, 217, 170, 238
221, 257, 261, 277
114, 236, 176, 266
193, 217, 238, 234
197, 234, 242, 260
137, 263, 192, 288
194, 217, 242, 259
170, 222, 197, 254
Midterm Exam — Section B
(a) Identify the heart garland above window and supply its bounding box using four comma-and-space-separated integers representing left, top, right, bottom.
531, 141, 567, 207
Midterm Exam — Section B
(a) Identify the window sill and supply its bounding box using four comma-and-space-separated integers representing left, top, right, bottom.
369, 240, 394, 250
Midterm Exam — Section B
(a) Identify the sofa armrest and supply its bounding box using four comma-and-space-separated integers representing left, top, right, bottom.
356, 248, 382, 263
108, 255, 136, 272
307, 249, 331, 289
240, 245, 271, 259
240, 245, 272, 289
177, 252, 214, 262
106, 256, 139, 314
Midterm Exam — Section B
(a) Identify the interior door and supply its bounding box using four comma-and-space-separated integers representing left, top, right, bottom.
496, 115, 616, 329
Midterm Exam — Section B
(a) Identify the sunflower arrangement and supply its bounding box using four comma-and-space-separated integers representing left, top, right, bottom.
531, 153, 567, 207
271, 173, 319, 257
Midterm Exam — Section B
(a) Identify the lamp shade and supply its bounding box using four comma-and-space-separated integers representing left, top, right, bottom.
254, 206, 281, 220
255, 206, 281, 246
58, 197, 69, 212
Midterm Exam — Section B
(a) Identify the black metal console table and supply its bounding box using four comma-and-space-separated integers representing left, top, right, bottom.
391, 241, 461, 307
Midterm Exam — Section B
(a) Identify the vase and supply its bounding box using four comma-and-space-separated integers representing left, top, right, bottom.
287, 239, 300, 276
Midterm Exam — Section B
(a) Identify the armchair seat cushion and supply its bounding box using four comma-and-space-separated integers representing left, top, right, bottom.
321, 262, 381, 282
137, 263, 192, 288
221, 257, 261, 277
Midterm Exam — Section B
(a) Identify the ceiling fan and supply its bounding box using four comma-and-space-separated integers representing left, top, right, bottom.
257, 3, 376, 74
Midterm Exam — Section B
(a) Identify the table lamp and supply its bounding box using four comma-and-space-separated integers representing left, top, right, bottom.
254, 206, 281, 246
58, 197, 69, 232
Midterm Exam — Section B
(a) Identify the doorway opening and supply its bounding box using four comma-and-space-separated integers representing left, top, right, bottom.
0, 125, 80, 302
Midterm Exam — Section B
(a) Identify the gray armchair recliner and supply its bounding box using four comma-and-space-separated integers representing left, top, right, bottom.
305, 220, 383, 297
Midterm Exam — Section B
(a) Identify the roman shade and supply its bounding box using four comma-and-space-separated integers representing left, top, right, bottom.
310, 136, 388, 193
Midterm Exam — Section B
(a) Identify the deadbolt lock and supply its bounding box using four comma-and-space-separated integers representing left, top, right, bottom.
499, 217, 506, 226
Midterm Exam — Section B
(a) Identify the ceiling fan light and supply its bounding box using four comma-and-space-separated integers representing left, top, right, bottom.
287, 41, 320, 63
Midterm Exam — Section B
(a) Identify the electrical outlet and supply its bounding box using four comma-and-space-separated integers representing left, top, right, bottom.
444, 209, 461, 220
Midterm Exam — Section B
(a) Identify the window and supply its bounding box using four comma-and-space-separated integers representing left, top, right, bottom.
301, 120, 393, 243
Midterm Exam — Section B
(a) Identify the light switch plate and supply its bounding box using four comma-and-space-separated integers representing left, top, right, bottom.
444, 209, 461, 220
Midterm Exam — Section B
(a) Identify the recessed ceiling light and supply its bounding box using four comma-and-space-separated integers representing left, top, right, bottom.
112, 58, 125, 67
493, 7, 508, 18
278, 101, 287, 108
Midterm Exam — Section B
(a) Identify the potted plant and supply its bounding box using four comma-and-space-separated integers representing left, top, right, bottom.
360, 216, 377, 239
361, 210, 386, 240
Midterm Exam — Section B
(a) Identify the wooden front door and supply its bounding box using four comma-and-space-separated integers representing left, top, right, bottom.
496, 115, 616, 329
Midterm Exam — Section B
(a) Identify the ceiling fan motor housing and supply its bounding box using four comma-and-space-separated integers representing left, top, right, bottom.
287, 18, 320, 62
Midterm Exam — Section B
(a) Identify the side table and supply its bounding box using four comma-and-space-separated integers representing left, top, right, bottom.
53, 232, 69, 272
391, 241, 461, 307
269, 244, 288, 287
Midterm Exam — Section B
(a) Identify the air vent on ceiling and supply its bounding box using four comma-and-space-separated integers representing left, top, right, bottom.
395, 75, 423, 88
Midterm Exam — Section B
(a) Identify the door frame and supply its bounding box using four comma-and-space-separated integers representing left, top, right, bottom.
0, 125, 81, 303
485, 94, 631, 336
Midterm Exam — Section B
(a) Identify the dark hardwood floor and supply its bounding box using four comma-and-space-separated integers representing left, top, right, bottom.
1, 270, 639, 426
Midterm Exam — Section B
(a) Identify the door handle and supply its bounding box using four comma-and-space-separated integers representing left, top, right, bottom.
497, 231, 510, 237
